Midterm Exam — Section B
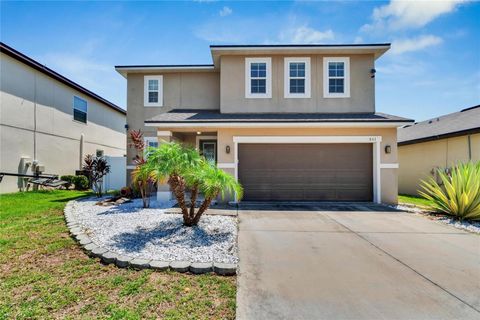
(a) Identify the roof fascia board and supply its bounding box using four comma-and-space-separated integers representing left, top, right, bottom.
210, 45, 390, 51
115, 65, 216, 78
145, 121, 411, 128
399, 127, 480, 146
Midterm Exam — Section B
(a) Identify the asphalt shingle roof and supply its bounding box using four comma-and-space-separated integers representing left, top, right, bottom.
145, 109, 412, 123
398, 105, 480, 145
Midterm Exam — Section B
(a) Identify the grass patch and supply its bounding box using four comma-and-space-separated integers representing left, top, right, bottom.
0, 190, 236, 319
398, 194, 434, 208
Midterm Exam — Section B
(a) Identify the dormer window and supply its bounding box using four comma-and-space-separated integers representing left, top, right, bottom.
284, 57, 311, 98
144, 75, 163, 107
323, 57, 350, 98
245, 57, 271, 98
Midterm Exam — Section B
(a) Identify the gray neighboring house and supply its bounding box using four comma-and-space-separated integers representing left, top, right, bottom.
398, 105, 480, 195
0, 42, 127, 193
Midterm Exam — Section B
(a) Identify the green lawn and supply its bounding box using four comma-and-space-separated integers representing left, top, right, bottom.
398, 194, 434, 208
0, 190, 236, 320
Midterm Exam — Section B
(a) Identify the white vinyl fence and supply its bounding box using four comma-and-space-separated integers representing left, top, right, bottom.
102, 156, 126, 192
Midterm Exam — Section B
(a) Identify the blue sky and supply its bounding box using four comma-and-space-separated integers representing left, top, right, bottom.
1, 0, 479, 121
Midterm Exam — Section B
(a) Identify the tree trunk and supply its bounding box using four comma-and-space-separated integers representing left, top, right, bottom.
190, 192, 218, 226
168, 174, 189, 223
189, 184, 199, 220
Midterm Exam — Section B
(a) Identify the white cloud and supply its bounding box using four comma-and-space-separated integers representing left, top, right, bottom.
219, 6, 232, 17
280, 26, 334, 44
362, 0, 466, 31
354, 36, 363, 44
390, 35, 443, 55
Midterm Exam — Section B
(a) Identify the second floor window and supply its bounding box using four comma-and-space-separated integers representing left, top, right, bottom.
245, 57, 271, 98
144, 75, 163, 107
73, 96, 87, 123
284, 57, 311, 98
323, 57, 350, 98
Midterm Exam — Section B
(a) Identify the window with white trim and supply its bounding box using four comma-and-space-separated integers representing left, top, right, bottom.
245, 57, 271, 98
144, 75, 163, 107
284, 57, 311, 98
144, 137, 158, 159
323, 57, 350, 98
73, 96, 87, 123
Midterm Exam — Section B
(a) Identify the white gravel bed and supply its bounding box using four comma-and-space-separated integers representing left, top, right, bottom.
68, 197, 238, 263
393, 204, 480, 234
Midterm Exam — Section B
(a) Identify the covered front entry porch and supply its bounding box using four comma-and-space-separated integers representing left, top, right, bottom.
155, 129, 220, 201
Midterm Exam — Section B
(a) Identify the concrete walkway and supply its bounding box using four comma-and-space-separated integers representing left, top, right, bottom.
236, 204, 480, 320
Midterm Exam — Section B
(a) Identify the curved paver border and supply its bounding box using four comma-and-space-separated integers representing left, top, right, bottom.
63, 200, 236, 276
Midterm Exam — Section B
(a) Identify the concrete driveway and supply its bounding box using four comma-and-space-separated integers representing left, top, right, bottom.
236, 203, 480, 320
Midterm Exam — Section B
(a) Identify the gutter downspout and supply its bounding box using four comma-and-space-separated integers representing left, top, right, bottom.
80, 134, 84, 169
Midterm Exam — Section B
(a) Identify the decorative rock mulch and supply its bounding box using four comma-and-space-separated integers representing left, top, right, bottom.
64, 197, 237, 275
394, 203, 480, 234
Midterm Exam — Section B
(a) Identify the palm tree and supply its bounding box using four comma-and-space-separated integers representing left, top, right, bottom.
147, 142, 202, 222
184, 161, 243, 226
146, 141, 243, 226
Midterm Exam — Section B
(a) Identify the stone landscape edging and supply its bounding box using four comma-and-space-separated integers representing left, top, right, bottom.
63, 200, 237, 276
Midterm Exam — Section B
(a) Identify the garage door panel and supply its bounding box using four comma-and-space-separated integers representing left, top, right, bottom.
238, 143, 373, 201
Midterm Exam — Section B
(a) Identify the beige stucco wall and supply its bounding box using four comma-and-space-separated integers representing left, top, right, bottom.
0, 53, 126, 193
125, 72, 219, 167
220, 54, 375, 114
398, 133, 480, 195
156, 126, 398, 204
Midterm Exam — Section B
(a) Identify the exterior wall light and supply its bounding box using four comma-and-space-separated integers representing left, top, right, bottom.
197, 131, 201, 135
226, 145, 231, 154
370, 68, 376, 78
385, 145, 391, 154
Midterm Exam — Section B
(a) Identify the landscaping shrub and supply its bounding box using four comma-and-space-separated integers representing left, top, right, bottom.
82, 155, 110, 197
73, 175, 89, 191
128, 129, 156, 208
120, 187, 132, 197
419, 161, 480, 221
60, 175, 76, 189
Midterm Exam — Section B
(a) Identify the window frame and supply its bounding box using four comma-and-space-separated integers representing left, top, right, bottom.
284, 57, 311, 98
144, 75, 163, 107
143, 137, 158, 159
323, 57, 350, 98
73, 96, 88, 123
245, 57, 272, 99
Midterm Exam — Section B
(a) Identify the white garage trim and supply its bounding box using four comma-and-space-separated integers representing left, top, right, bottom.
232, 136, 383, 204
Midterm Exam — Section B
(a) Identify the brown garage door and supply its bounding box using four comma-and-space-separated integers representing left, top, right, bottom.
238, 143, 373, 201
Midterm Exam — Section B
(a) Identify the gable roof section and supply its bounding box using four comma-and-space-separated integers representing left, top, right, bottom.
398, 105, 480, 145
145, 109, 412, 128
1, 42, 126, 115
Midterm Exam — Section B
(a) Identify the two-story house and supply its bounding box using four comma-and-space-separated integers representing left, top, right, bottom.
116, 44, 413, 204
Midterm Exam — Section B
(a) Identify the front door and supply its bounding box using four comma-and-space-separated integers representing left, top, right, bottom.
200, 140, 217, 163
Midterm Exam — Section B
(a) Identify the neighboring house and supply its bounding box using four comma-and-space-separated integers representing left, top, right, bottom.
398, 105, 480, 195
116, 44, 412, 204
0, 42, 126, 193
